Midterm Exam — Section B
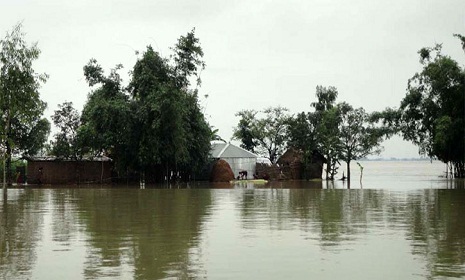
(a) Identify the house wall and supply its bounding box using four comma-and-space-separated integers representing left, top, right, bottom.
27, 160, 112, 184
256, 161, 324, 180
223, 157, 256, 179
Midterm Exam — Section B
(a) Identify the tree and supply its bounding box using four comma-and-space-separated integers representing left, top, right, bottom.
180, 91, 212, 178
234, 106, 289, 164
0, 23, 49, 186
315, 107, 343, 180
80, 60, 133, 173
311, 86, 341, 180
51, 102, 80, 158
311, 85, 338, 112
128, 29, 210, 182
338, 103, 384, 182
80, 29, 212, 182
286, 111, 316, 152
171, 28, 205, 89
233, 109, 259, 152
399, 42, 465, 178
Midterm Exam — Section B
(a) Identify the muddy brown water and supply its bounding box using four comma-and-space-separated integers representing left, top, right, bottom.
1, 161, 464, 279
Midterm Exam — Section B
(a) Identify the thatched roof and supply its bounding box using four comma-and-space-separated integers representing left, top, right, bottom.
277, 148, 327, 164
277, 147, 303, 164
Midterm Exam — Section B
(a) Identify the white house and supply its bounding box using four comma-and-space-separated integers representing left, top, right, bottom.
210, 142, 258, 179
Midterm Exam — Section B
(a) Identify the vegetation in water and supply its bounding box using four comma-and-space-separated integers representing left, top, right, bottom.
1, 21, 464, 183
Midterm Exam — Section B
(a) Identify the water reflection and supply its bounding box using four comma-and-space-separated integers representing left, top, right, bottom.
71, 189, 213, 279
231, 187, 465, 279
0, 189, 45, 279
0, 179, 465, 279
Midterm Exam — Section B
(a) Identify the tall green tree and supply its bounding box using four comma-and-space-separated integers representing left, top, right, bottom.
315, 107, 343, 180
233, 109, 259, 152
338, 103, 384, 182
171, 28, 205, 89
0, 23, 49, 186
80, 29, 211, 182
128, 29, 210, 181
286, 111, 316, 152
234, 106, 290, 164
399, 42, 465, 178
51, 101, 80, 158
80, 60, 133, 173
287, 86, 343, 180
311, 86, 341, 180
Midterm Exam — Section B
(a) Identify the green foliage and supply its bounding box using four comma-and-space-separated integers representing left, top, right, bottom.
287, 86, 342, 180
399, 39, 465, 177
369, 107, 401, 138
315, 107, 343, 180
338, 103, 384, 181
233, 106, 290, 164
172, 28, 205, 88
80, 62, 134, 172
286, 86, 386, 181
0, 23, 49, 185
233, 110, 259, 152
80, 29, 211, 181
286, 112, 316, 151
453, 34, 465, 52
51, 101, 81, 158
311, 86, 342, 179
311, 85, 338, 112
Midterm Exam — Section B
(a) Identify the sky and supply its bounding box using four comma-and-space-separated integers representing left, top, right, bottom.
1, 0, 464, 159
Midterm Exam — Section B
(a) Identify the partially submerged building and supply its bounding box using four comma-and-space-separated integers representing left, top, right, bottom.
277, 148, 327, 179
210, 142, 258, 179
255, 148, 327, 180
26, 156, 112, 184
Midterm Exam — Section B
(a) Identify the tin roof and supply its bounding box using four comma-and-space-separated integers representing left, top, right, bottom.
210, 142, 258, 158
24, 156, 112, 162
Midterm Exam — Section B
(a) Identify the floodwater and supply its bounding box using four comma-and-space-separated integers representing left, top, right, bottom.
1, 160, 465, 279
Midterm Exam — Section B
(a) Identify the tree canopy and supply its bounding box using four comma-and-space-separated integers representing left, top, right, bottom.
51, 101, 81, 159
286, 86, 385, 182
398, 41, 465, 178
0, 23, 50, 185
78, 29, 212, 182
233, 106, 290, 164
337, 102, 384, 181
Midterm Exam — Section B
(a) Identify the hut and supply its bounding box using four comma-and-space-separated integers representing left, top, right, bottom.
26, 156, 112, 184
277, 148, 327, 179
210, 142, 258, 179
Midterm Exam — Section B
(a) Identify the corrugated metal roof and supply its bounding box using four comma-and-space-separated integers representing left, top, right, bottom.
24, 156, 112, 162
210, 142, 228, 158
210, 142, 257, 158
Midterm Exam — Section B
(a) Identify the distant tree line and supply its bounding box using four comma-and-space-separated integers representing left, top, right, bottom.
234, 35, 465, 180
233, 86, 386, 182
1, 23, 464, 186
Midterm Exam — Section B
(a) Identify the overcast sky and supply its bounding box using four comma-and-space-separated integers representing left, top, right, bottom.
1, 0, 464, 158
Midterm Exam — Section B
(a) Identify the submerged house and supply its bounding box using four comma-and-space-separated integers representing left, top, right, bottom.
26, 156, 112, 184
277, 148, 327, 179
210, 142, 258, 179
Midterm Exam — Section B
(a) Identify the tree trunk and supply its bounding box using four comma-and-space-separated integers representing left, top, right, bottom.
6, 139, 11, 186
347, 160, 351, 182
3, 157, 6, 192
100, 160, 104, 183
326, 156, 331, 180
